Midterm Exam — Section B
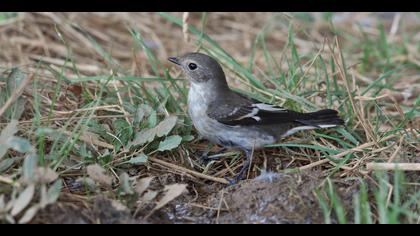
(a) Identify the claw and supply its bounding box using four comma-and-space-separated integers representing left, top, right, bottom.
225, 148, 252, 185
198, 147, 227, 165
225, 177, 238, 186
225, 173, 245, 186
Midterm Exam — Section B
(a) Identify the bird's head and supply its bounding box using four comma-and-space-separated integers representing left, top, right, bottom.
168, 52, 228, 88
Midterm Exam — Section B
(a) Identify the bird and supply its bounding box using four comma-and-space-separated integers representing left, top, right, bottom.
168, 52, 344, 184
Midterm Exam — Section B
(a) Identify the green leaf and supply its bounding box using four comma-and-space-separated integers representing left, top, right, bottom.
127, 153, 148, 165
6, 68, 25, 92
156, 116, 177, 137
23, 154, 38, 183
113, 119, 133, 147
0, 120, 34, 159
18, 204, 40, 224
130, 128, 156, 147
35, 127, 58, 137
0, 120, 19, 159
181, 135, 195, 142
148, 110, 157, 128
0, 158, 15, 173
138, 104, 153, 124
47, 179, 62, 204
11, 98, 26, 120
4, 69, 27, 120
7, 136, 34, 154
133, 104, 151, 126
118, 172, 134, 195
11, 184, 35, 216
158, 135, 182, 152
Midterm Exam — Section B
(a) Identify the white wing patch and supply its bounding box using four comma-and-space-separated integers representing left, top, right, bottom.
282, 124, 338, 137
228, 107, 240, 116
254, 103, 285, 111
235, 107, 259, 120
318, 124, 337, 128
232, 103, 284, 122
282, 126, 317, 137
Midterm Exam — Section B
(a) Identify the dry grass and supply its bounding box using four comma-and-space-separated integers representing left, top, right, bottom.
0, 12, 419, 223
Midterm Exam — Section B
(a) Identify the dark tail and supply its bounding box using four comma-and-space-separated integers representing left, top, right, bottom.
295, 109, 344, 128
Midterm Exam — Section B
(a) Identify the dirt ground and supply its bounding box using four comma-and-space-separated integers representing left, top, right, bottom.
32, 169, 360, 224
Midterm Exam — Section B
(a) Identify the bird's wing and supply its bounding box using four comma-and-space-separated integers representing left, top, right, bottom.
207, 95, 307, 126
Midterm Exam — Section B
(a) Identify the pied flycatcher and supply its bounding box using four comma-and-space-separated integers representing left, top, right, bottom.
168, 52, 344, 183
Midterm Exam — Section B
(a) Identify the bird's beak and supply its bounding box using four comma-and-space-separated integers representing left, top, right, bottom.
168, 56, 181, 66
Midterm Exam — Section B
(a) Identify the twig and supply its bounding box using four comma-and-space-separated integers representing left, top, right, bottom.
0, 114, 132, 125
54, 105, 125, 115
354, 94, 389, 101
334, 134, 396, 159
0, 175, 16, 185
331, 37, 376, 143
149, 156, 229, 184
112, 82, 131, 124
189, 203, 229, 211
216, 189, 225, 224
182, 12, 190, 43
0, 74, 33, 118
298, 159, 329, 171
291, 38, 325, 94
246, 143, 255, 179
298, 134, 397, 171
366, 163, 420, 171
387, 136, 404, 163
61, 130, 114, 149
389, 13, 401, 39
29, 54, 100, 74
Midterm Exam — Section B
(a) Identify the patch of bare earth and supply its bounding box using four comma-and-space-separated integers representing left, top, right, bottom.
157, 170, 358, 224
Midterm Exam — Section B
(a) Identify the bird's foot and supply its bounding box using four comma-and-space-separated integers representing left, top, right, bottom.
225, 163, 250, 186
198, 148, 227, 165
198, 151, 210, 164
225, 175, 243, 186
225, 149, 252, 185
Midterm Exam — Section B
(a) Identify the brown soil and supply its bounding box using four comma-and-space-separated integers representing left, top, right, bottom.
33, 170, 359, 224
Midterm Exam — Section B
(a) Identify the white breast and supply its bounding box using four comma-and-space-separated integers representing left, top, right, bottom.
188, 83, 217, 139
187, 83, 276, 150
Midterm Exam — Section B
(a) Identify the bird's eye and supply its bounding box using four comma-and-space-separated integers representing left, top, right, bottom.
188, 63, 198, 70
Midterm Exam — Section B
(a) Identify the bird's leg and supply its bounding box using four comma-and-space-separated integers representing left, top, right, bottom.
199, 147, 228, 164
227, 149, 253, 185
